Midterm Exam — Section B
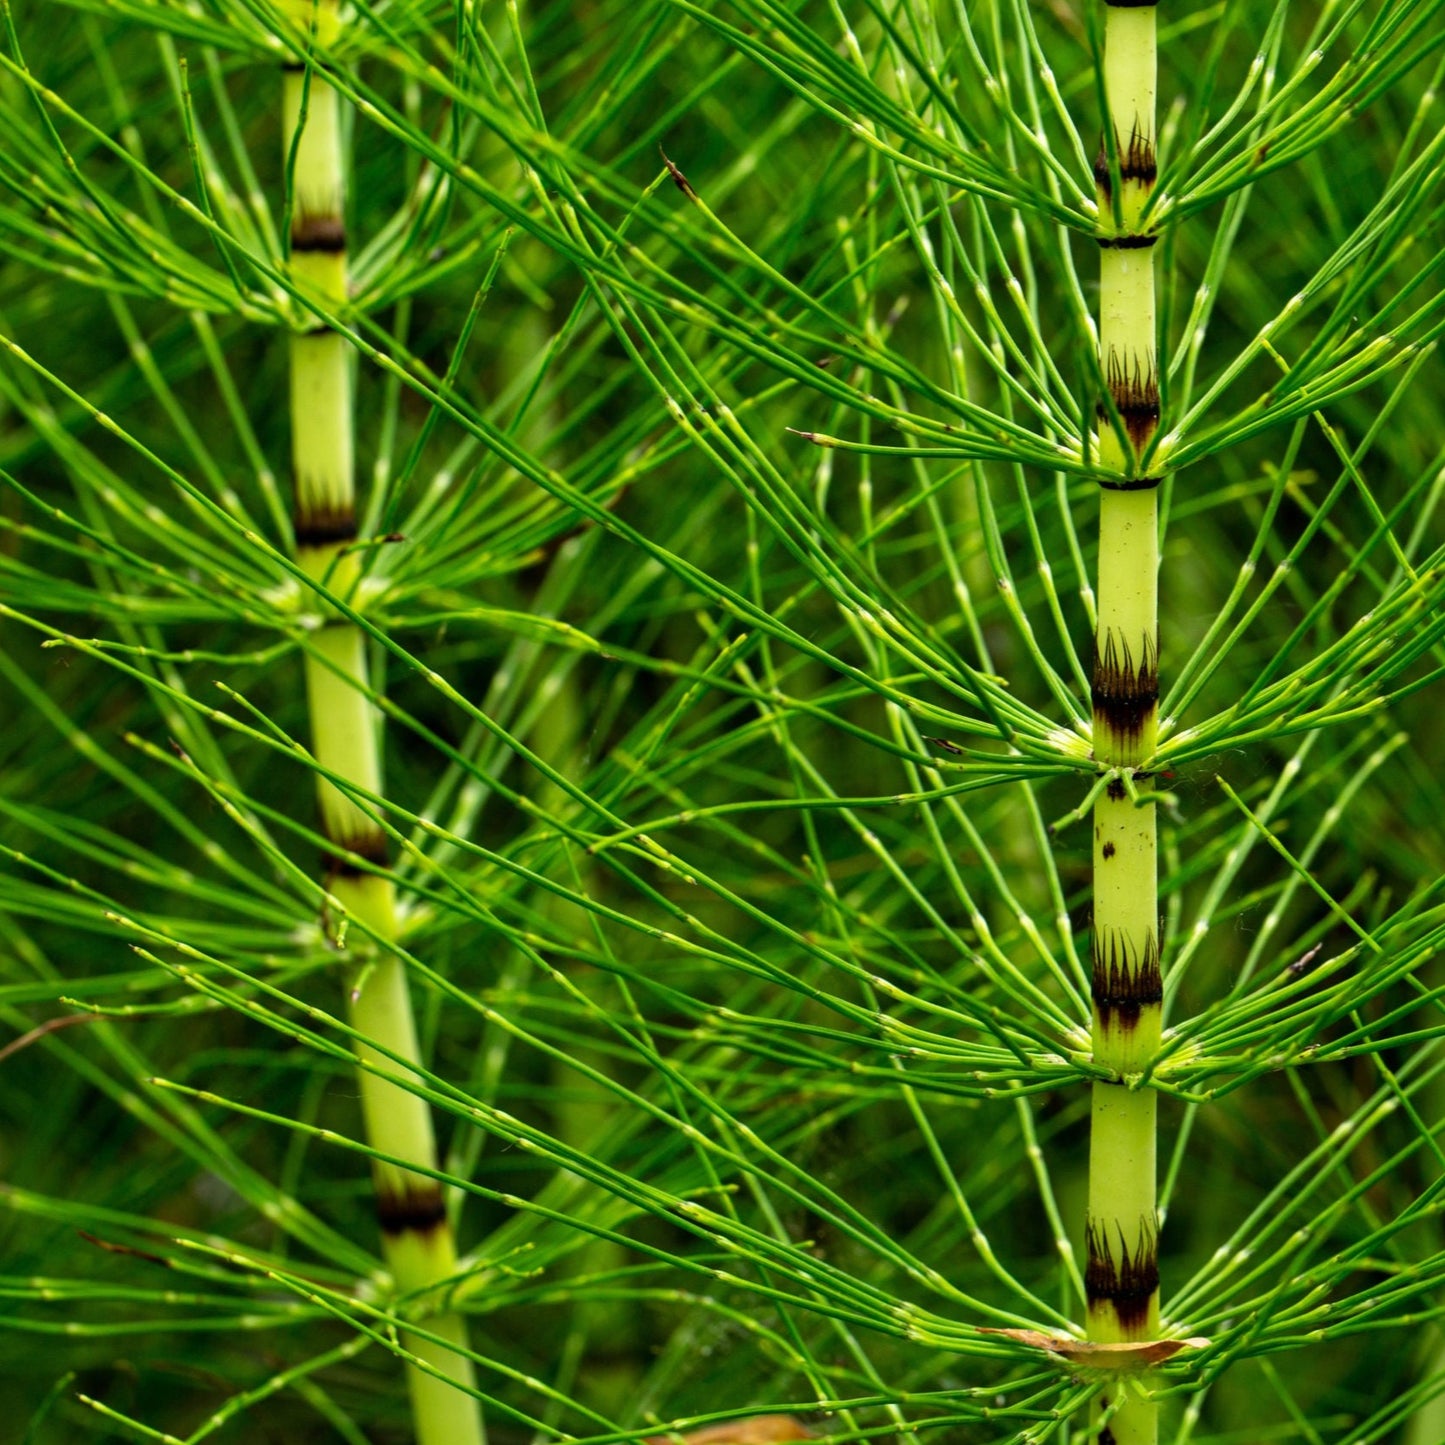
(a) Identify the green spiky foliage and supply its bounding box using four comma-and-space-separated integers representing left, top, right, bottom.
2, 3, 1445, 1444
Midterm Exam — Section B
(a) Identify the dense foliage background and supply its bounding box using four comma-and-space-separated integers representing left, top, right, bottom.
2, 1, 1445, 1441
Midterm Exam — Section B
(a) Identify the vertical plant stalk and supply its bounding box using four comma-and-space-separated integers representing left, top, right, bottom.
283, 21, 485, 1444
1089, 3, 1161, 1442
533, 667, 643, 1409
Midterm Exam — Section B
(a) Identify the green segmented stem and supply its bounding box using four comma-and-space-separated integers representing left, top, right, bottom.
282, 15, 484, 1442
1089, 4, 1162, 1442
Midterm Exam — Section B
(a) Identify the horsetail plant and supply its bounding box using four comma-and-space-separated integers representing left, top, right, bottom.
281, 4, 484, 1440
6, 2, 1445, 1444
1088, 4, 1163, 1438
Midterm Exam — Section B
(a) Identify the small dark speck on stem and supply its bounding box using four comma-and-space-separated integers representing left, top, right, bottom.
1286, 943, 1323, 977
659, 146, 698, 202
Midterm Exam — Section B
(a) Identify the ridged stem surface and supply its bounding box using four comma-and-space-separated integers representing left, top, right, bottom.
1089, 4, 1162, 1442
283, 27, 484, 1444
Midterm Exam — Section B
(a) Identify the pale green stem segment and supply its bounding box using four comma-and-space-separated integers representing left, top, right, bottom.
282, 23, 484, 1443
1089, 5, 1162, 1442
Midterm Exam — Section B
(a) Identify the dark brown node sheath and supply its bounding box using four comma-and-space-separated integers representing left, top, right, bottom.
1092, 928, 1163, 1033
1086, 1217, 1159, 1334
376, 1181, 448, 1236
1100, 347, 1161, 455
294, 506, 359, 549
1093, 118, 1158, 197
323, 825, 389, 878
1091, 630, 1159, 751
292, 214, 348, 253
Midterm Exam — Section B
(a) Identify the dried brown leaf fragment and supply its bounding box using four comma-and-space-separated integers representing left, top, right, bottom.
647, 1416, 813, 1445
978, 1328, 1210, 1370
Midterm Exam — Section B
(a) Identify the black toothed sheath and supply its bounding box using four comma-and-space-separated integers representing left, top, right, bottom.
1088, 2, 1163, 1442
283, 12, 484, 1443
